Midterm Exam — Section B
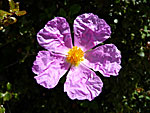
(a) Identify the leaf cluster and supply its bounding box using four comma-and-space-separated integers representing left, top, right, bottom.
0, 0, 26, 30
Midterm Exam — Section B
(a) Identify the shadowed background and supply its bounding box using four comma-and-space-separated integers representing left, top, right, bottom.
0, 0, 150, 113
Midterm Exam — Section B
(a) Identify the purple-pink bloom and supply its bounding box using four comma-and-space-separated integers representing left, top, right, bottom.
32, 13, 121, 101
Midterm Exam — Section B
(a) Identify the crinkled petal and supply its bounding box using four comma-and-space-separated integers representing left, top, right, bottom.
37, 17, 73, 54
32, 51, 70, 89
64, 64, 103, 101
84, 44, 121, 77
74, 13, 111, 51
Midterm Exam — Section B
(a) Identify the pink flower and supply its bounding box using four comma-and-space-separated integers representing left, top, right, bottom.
32, 13, 121, 101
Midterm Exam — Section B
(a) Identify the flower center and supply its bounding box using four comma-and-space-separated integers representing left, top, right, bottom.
66, 46, 84, 66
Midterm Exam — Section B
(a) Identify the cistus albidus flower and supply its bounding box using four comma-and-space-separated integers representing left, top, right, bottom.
32, 13, 121, 101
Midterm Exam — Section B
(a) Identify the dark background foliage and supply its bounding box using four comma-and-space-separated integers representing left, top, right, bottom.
0, 0, 150, 113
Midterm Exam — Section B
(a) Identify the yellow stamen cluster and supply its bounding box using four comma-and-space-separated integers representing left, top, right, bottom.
66, 46, 84, 66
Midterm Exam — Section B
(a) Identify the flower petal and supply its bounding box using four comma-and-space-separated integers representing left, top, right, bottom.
74, 13, 111, 51
64, 64, 103, 101
32, 51, 70, 89
37, 17, 73, 53
84, 44, 121, 77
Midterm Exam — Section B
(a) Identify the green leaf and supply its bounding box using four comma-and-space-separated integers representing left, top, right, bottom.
132, 0, 135, 5
15, 2, 20, 11
0, 10, 12, 20
8, 1, 27, 16
69, 4, 81, 16
8, 0, 16, 12
0, 10, 12, 16
9, 1, 21, 13
15, 10, 27, 16
58, 8, 66, 17
115, 0, 120, 3
3, 91, 12, 101
141, 33, 146, 39
138, 95, 144, 99
7, 82, 12, 90
14, 93, 18, 99
144, 25, 148, 32
0, 105, 5, 113
145, 96, 150, 100
138, 51, 145, 57
143, 0, 147, 3
0, 92, 3, 98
